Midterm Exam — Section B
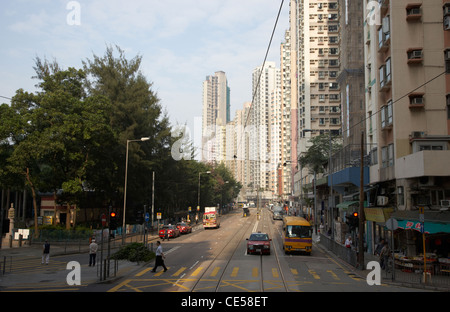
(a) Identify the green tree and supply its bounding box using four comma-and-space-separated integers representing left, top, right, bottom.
83, 45, 173, 219
299, 134, 342, 174
2, 59, 116, 233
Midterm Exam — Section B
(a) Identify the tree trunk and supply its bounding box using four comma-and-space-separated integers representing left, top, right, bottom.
25, 168, 39, 238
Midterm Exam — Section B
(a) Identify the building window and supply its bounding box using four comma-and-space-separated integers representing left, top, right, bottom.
381, 101, 393, 129
447, 94, 450, 118
388, 144, 394, 167
409, 93, 425, 108
381, 146, 388, 168
381, 144, 394, 168
406, 4, 421, 21
328, 25, 338, 32
444, 3, 450, 30
407, 49, 423, 64
445, 50, 450, 73
397, 186, 405, 206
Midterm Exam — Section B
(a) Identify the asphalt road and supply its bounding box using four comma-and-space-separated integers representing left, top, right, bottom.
85, 207, 427, 293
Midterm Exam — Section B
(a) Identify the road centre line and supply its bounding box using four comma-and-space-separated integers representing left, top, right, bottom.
189, 260, 199, 270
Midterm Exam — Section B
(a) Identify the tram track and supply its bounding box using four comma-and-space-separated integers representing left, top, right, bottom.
258, 207, 289, 292
188, 210, 256, 292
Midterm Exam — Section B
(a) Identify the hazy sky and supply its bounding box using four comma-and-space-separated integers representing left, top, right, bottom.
0, 0, 289, 151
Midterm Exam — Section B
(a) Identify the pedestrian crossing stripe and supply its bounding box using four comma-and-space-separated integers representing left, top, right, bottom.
172, 267, 186, 277
191, 267, 203, 277
210, 266, 221, 277
134, 265, 364, 281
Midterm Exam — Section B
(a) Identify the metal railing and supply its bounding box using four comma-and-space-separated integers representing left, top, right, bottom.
319, 233, 450, 290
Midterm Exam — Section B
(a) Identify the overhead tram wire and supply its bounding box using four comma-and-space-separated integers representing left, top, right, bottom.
234, 0, 285, 159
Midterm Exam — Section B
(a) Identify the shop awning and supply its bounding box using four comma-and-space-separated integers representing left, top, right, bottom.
336, 201, 359, 210
364, 207, 394, 223
397, 220, 450, 234
390, 210, 450, 234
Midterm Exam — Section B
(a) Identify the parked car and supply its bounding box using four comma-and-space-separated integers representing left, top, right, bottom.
159, 225, 180, 239
176, 222, 192, 234
246, 232, 271, 255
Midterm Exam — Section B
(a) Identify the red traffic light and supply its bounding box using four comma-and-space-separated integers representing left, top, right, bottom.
110, 212, 116, 217
352, 212, 358, 218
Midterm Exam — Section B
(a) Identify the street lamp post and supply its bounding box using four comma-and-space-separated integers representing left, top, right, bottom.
197, 171, 211, 221
122, 137, 150, 244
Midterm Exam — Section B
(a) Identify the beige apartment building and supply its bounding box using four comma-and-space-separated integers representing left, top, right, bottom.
363, 0, 450, 254
202, 71, 230, 163
290, 0, 343, 214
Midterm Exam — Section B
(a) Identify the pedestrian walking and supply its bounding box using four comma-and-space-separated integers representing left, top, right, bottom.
380, 241, 390, 270
345, 236, 352, 248
151, 241, 167, 273
374, 239, 385, 256
89, 238, 99, 266
42, 240, 50, 265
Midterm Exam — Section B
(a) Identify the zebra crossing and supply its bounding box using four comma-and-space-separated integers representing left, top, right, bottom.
134, 264, 363, 282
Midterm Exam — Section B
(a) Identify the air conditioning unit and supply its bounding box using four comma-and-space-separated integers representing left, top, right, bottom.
411, 50, 423, 59
441, 200, 450, 208
444, 5, 450, 16
445, 16, 450, 30
377, 196, 388, 206
419, 176, 435, 187
411, 97, 424, 105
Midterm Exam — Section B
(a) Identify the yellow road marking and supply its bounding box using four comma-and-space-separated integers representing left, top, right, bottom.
210, 267, 221, 277
252, 267, 258, 277
308, 269, 320, 279
191, 267, 203, 277
135, 267, 152, 277
290, 268, 298, 275
231, 267, 239, 277
172, 267, 186, 277
154, 267, 170, 277
327, 270, 340, 280
272, 268, 279, 278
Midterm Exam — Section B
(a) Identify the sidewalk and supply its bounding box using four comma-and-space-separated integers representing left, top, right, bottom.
0, 233, 161, 290
314, 233, 449, 292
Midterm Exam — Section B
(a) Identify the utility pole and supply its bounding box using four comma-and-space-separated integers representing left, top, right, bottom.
358, 131, 365, 268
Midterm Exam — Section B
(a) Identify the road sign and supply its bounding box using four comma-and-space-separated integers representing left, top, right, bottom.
157, 212, 162, 220
145, 212, 150, 222
386, 218, 398, 231
101, 213, 106, 227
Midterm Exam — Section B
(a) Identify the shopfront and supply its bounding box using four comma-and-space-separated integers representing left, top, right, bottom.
390, 210, 450, 275
364, 207, 394, 254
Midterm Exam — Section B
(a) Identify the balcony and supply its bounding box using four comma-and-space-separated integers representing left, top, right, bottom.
395, 150, 450, 179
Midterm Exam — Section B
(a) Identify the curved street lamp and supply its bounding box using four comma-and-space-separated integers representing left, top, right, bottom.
122, 137, 150, 244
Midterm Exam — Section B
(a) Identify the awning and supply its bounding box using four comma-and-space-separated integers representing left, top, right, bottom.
364, 207, 394, 223
336, 201, 359, 210
390, 210, 450, 234
397, 220, 450, 234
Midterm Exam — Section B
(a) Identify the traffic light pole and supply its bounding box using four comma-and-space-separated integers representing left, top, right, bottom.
358, 131, 365, 269
107, 206, 111, 277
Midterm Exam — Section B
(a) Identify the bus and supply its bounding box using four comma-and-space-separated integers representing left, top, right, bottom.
282, 216, 312, 255
203, 207, 220, 229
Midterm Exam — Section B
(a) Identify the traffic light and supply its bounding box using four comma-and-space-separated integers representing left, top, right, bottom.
346, 212, 359, 231
109, 211, 117, 230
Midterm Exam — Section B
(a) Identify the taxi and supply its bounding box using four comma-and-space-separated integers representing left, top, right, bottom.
159, 224, 180, 239
176, 222, 192, 234
246, 232, 271, 255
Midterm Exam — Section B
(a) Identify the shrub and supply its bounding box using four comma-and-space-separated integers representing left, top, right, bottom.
111, 243, 155, 263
